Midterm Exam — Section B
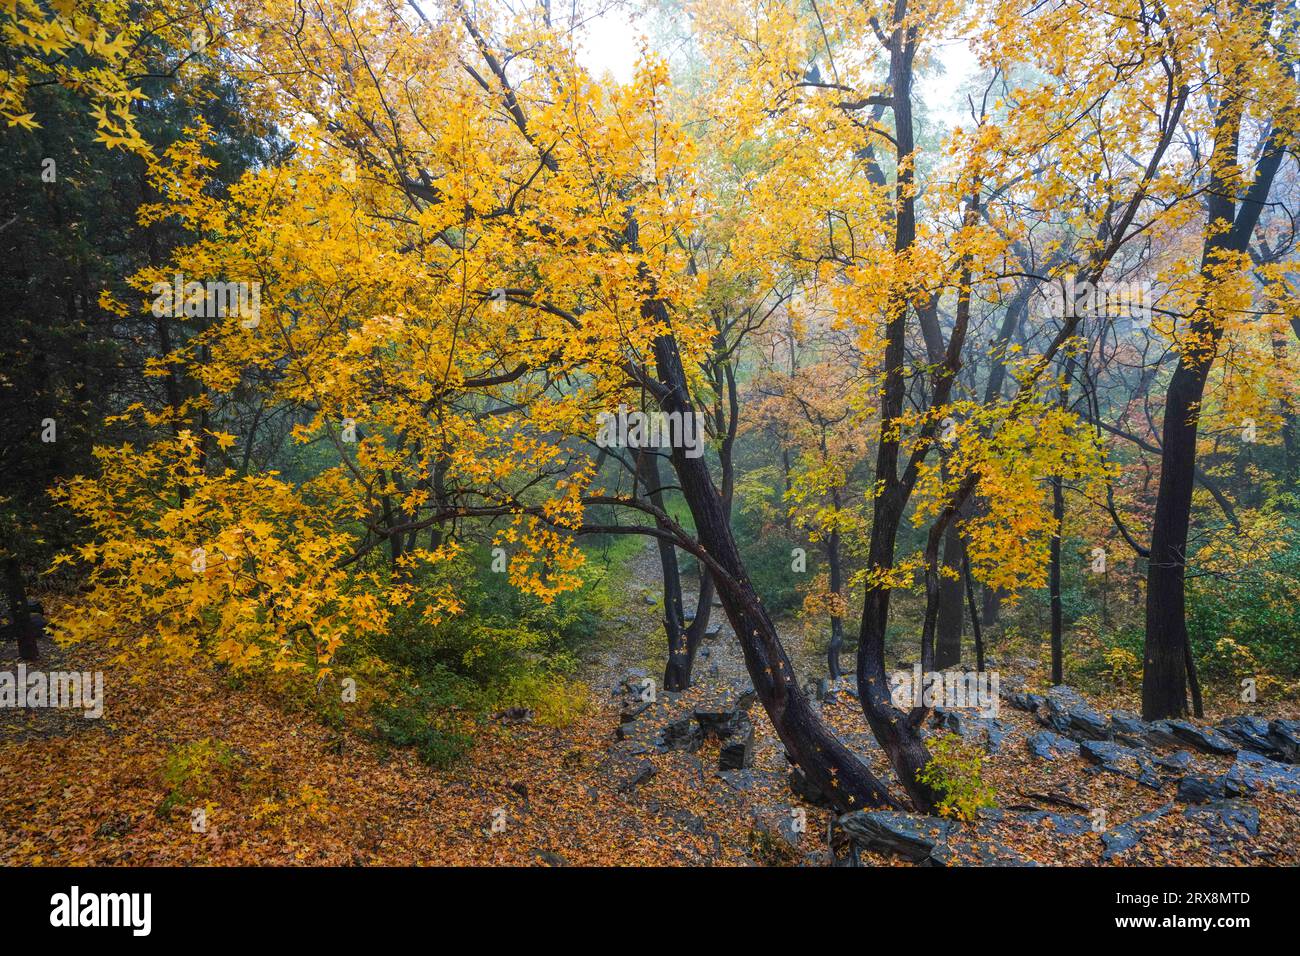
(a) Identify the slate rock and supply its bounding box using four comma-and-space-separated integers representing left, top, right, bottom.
835, 811, 957, 863
619, 700, 651, 723
1101, 803, 1172, 860
1153, 750, 1196, 773
995, 809, 1093, 836
718, 718, 755, 770
1006, 692, 1045, 714
931, 837, 1038, 867
1142, 720, 1188, 749
1027, 730, 1081, 761
1159, 719, 1237, 756
1268, 719, 1300, 763
1184, 800, 1259, 843
1176, 774, 1227, 804
1225, 750, 1300, 796
1109, 710, 1153, 748
1080, 739, 1162, 789
660, 717, 703, 753
985, 720, 1011, 754
531, 849, 569, 866
1216, 716, 1279, 758
1044, 685, 1111, 741
717, 768, 759, 793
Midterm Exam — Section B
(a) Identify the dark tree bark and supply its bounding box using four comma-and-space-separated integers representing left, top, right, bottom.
1049, 474, 1065, 685
1142, 112, 1284, 719
826, 524, 845, 679
963, 555, 984, 672
934, 515, 965, 669
637, 448, 692, 691
4, 558, 39, 661
649, 325, 899, 811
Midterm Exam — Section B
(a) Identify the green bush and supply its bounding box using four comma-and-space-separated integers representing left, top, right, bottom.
917, 732, 996, 822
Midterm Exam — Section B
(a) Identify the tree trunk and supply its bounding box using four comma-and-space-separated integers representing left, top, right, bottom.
963, 555, 984, 672
650, 329, 899, 811
638, 448, 693, 692
4, 558, 39, 661
1049, 475, 1065, 685
1142, 105, 1283, 719
826, 527, 845, 679
934, 517, 964, 669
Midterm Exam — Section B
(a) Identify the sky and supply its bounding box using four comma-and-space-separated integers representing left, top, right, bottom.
576, 3, 981, 129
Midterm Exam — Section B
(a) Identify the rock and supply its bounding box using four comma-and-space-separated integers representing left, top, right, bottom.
1153, 750, 1196, 773
659, 717, 703, 753
1101, 803, 1172, 861
718, 718, 754, 770
1157, 719, 1237, 756
932, 706, 982, 741
931, 837, 1038, 867
1043, 686, 1111, 741
1268, 719, 1300, 763
1008, 811, 1092, 832
616, 760, 656, 793
1080, 739, 1162, 789
497, 706, 534, 724
986, 808, 1093, 836
1109, 710, 1153, 747
1184, 800, 1259, 843
1141, 721, 1187, 749
1006, 692, 1045, 714
705, 621, 723, 637
788, 766, 836, 809
531, 849, 569, 866
717, 768, 759, 792
835, 811, 957, 863
1216, 716, 1279, 758
644, 592, 659, 606
1027, 731, 1081, 761
985, 720, 1011, 754
1225, 750, 1300, 796
693, 708, 739, 738
619, 700, 651, 723
1176, 774, 1227, 804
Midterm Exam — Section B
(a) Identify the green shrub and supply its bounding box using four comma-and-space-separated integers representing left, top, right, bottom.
917, 732, 996, 822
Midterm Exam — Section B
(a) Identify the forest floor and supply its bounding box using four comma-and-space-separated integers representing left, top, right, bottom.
2, 542, 1298, 866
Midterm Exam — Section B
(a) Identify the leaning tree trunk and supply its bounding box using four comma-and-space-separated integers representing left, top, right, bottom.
650, 328, 899, 811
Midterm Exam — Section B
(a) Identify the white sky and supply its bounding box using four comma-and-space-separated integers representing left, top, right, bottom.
577, 4, 981, 129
